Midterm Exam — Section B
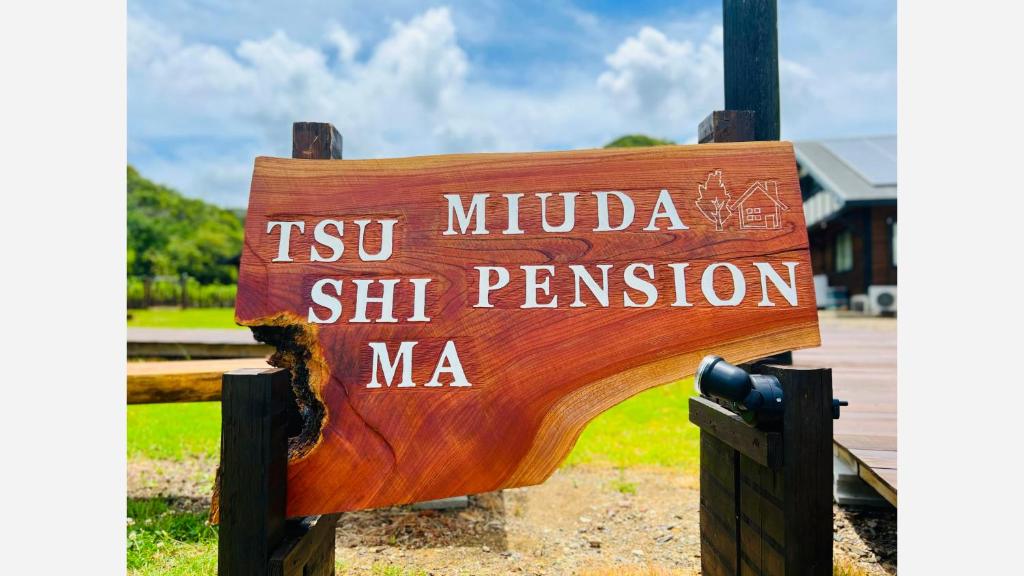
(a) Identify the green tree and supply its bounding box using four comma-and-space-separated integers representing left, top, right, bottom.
127, 166, 244, 284
604, 134, 676, 148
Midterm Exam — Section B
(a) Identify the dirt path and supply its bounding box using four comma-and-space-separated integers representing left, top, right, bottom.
128, 457, 895, 575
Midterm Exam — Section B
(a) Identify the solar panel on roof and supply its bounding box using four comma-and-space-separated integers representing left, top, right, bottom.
820, 136, 896, 187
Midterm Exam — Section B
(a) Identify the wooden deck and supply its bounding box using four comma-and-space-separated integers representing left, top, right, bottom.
793, 314, 896, 505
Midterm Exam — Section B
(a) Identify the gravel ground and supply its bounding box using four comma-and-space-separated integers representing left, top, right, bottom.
128, 457, 896, 575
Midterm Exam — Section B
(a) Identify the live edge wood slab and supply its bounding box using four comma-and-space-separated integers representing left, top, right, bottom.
228, 142, 820, 517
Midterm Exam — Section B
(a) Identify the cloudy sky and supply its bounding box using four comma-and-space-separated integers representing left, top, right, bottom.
128, 0, 895, 207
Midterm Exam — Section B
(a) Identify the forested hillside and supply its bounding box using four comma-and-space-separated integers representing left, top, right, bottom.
127, 166, 243, 284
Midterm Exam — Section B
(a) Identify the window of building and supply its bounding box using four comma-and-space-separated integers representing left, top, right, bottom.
835, 230, 853, 273
891, 221, 897, 267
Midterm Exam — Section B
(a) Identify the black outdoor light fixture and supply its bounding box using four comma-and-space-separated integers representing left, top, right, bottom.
694, 355, 850, 428
695, 355, 785, 427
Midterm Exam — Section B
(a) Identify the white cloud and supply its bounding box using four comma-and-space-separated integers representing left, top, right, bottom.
326, 23, 360, 65
597, 26, 723, 130
128, 4, 894, 207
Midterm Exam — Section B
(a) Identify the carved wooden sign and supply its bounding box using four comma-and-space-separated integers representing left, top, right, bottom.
234, 142, 820, 516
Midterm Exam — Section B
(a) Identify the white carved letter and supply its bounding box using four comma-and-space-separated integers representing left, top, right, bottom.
537, 192, 579, 233
593, 191, 635, 232
521, 265, 557, 308
474, 266, 510, 308
623, 263, 658, 307
754, 262, 799, 307
267, 221, 305, 262
408, 278, 432, 321
643, 190, 689, 231
310, 219, 344, 262
351, 279, 399, 323
503, 193, 524, 235
425, 340, 471, 387
569, 264, 612, 307
443, 193, 489, 235
667, 263, 693, 307
701, 262, 746, 306
354, 219, 396, 261
366, 341, 417, 388
308, 278, 343, 323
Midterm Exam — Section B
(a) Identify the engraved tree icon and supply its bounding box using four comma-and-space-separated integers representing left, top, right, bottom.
696, 170, 733, 231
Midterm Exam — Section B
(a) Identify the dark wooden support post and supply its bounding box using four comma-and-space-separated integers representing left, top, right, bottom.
690, 365, 834, 574
699, 110, 756, 144
218, 368, 291, 576
218, 122, 343, 576
723, 0, 780, 141
769, 365, 833, 573
293, 122, 343, 160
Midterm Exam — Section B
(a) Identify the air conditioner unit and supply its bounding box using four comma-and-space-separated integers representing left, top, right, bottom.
813, 274, 830, 309
867, 285, 897, 316
850, 294, 869, 313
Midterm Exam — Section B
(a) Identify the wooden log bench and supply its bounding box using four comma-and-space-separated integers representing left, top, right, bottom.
127, 358, 271, 404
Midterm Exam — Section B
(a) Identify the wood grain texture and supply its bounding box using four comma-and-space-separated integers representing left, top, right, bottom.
217, 368, 290, 575
236, 142, 820, 516
689, 396, 781, 469
292, 122, 342, 161
699, 110, 756, 144
269, 514, 339, 576
723, 0, 780, 141
127, 358, 271, 404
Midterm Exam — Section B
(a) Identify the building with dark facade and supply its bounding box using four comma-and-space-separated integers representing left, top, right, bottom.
795, 136, 897, 312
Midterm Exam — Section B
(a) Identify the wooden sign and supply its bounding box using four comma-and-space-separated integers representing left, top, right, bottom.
233, 142, 819, 517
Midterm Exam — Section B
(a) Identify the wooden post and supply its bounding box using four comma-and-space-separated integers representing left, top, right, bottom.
143, 276, 152, 308
698, 110, 756, 144
217, 123, 343, 576
690, 365, 833, 575
218, 368, 291, 576
180, 273, 189, 309
293, 122, 342, 160
694, 11, 822, 572
723, 0, 780, 141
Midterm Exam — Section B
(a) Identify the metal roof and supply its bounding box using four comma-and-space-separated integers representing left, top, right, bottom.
794, 135, 896, 226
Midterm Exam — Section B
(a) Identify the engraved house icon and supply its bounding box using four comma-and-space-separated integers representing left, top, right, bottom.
728, 181, 789, 230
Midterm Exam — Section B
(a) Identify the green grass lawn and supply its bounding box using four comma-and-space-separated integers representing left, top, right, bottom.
128, 402, 221, 460
562, 377, 699, 473
128, 498, 217, 576
128, 308, 241, 330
